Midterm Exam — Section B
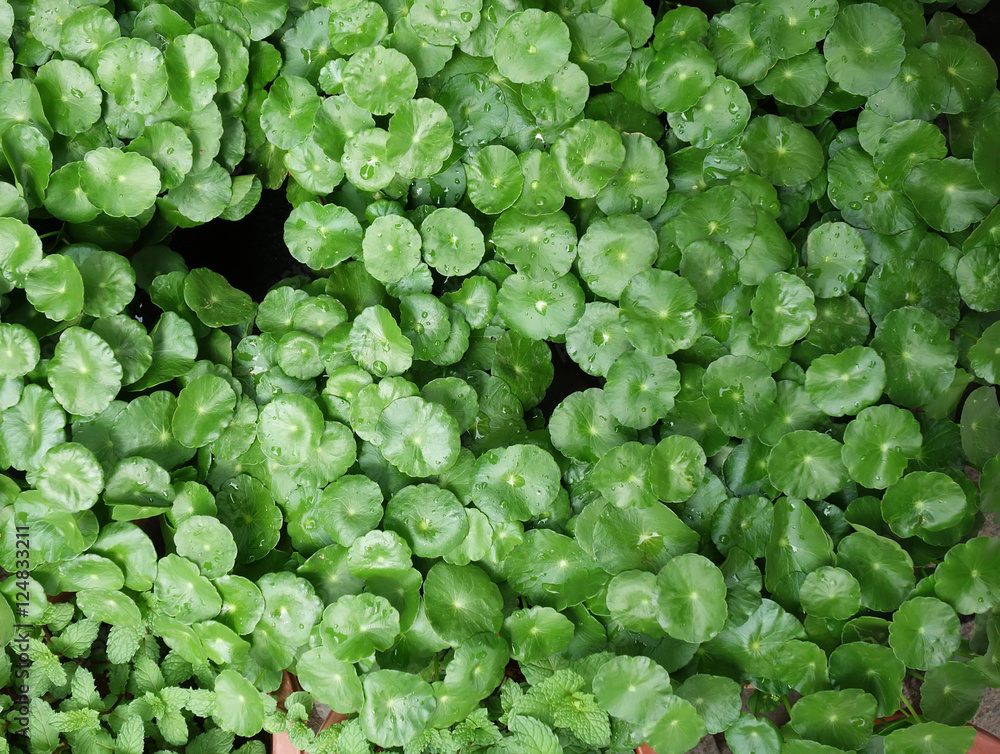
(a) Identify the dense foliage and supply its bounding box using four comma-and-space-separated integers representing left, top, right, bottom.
1, 0, 1000, 751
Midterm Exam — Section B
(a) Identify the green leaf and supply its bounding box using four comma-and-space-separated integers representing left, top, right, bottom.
828, 641, 904, 718
80, 148, 160, 218
772, 640, 829, 695
592, 655, 671, 729
221, 0, 286, 40
360, 669, 435, 748
295, 645, 363, 713
421, 207, 486, 277
669, 76, 750, 149
321, 592, 399, 661
165, 163, 233, 224
842, 403, 923, 490
257, 392, 323, 466
742, 114, 823, 186
803, 346, 885, 417
385, 484, 467, 558
25, 253, 85, 322
504, 528, 606, 610
577, 214, 657, 301
711, 495, 773, 559
656, 553, 727, 643
172, 374, 237, 449
76, 588, 141, 627
823, 3, 905, 95
549, 387, 634, 463
343, 45, 417, 116
647, 40, 717, 112
215, 474, 282, 564
386, 97, 453, 180
497, 272, 586, 341
924, 35, 997, 114
503, 714, 561, 754
375, 396, 460, 477
961, 386, 1000, 469
493, 9, 570, 84
319, 475, 383, 547
703, 354, 777, 439
755, 50, 829, 107
789, 689, 875, 751
883, 721, 976, 754
904, 157, 997, 233
804, 222, 867, 299
33, 442, 102, 512
969, 321, 1000, 384
799, 566, 861, 620
725, 717, 783, 754
934, 537, 1000, 615
183, 268, 254, 328
423, 562, 502, 646
881, 471, 967, 539
888, 597, 960, 670
492, 209, 577, 282
837, 530, 914, 612
214, 669, 264, 737
875, 119, 948, 189
674, 674, 741, 735
91, 522, 157, 592
95, 38, 168, 115
765, 496, 834, 593
2, 384, 67, 472
260, 75, 320, 149
284, 201, 363, 271
604, 351, 680, 430
79, 251, 136, 318
465, 145, 523, 216
621, 269, 701, 355
920, 662, 988, 727
35, 59, 102, 136
644, 695, 707, 754
362, 215, 421, 284
596, 132, 670, 218
471, 443, 560, 523
491, 331, 553, 410
649, 434, 705, 503
552, 119, 625, 199
503, 606, 575, 663
156, 553, 222, 624
0, 323, 39, 378
174, 515, 237, 579
751, 271, 816, 347
165, 34, 220, 112
870, 307, 956, 409
565, 302, 630, 377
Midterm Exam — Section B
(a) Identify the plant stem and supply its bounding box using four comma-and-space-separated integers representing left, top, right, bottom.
901, 696, 922, 722
877, 718, 912, 736
782, 696, 793, 716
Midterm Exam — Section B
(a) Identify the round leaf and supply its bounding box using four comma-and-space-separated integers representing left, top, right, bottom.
656, 553, 727, 643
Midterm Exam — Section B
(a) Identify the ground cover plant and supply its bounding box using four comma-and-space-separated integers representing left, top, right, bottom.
1, 0, 1000, 751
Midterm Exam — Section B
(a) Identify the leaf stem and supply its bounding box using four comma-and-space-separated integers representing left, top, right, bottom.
877, 718, 912, 736
901, 695, 922, 722
782, 695, 793, 716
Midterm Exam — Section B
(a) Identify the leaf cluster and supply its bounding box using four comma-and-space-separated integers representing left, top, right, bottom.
1, 0, 1000, 751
